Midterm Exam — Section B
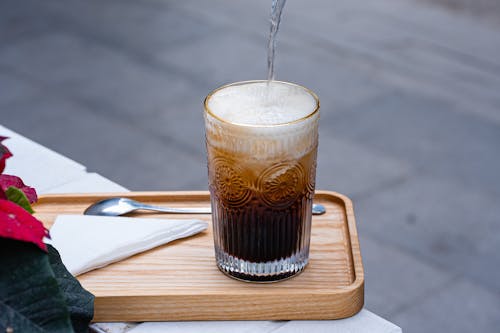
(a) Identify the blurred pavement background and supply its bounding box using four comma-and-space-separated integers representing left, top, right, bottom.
1, 0, 500, 331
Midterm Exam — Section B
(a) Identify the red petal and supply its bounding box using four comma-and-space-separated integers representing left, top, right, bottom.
0, 136, 13, 174
0, 199, 48, 251
0, 174, 38, 204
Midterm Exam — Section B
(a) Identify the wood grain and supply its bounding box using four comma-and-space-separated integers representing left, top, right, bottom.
34, 190, 364, 321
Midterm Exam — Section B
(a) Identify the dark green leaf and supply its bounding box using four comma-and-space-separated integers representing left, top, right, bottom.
48, 245, 94, 333
5, 186, 34, 213
0, 239, 74, 333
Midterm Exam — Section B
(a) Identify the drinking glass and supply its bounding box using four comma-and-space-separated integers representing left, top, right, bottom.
204, 80, 319, 282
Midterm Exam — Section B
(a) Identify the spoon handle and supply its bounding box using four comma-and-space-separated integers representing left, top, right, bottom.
138, 203, 326, 215
138, 204, 212, 214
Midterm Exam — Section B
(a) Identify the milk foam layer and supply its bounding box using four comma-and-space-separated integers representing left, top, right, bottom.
205, 81, 319, 161
207, 81, 317, 126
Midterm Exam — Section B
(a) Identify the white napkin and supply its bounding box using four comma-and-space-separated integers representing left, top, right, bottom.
49, 214, 208, 276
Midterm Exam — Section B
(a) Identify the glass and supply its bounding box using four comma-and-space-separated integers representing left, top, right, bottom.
204, 80, 319, 282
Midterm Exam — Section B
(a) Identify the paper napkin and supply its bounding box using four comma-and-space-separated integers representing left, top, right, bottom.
49, 214, 208, 276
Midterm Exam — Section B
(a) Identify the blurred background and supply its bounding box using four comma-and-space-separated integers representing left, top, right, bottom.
1, 0, 499, 331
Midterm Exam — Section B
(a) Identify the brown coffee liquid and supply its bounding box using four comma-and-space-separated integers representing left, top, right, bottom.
212, 195, 312, 262
208, 147, 316, 263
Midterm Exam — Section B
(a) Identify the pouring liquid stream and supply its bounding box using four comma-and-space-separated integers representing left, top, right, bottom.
267, 0, 287, 82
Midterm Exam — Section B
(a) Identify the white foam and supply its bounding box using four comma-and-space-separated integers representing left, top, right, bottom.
207, 81, 317, 126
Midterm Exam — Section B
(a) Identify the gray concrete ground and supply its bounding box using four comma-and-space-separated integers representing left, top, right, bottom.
1, 0, 500, 331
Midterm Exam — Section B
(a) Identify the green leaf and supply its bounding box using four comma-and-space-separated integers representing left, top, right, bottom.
5, 186, 34, 213
0, 239, 75, 333
48, 245, 94, 333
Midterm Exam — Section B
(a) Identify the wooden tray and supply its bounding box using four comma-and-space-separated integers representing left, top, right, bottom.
34, 191, 364, 322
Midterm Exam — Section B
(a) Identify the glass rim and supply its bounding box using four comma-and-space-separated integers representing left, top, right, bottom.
204, 80, 320, 128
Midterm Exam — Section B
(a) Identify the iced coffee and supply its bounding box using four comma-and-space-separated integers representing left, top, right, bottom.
204, 80, 319, 282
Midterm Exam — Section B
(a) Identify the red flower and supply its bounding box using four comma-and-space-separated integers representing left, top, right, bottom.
0, 174, 38, 203
0, 136, 12, 174
0, 199, 48, 251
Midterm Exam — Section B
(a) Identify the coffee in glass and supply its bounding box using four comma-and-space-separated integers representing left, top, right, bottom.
204, 80, 319, 282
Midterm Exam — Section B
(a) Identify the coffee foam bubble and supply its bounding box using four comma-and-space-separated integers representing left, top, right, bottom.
207, 81, 317, 126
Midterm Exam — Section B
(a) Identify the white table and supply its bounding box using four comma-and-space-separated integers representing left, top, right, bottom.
1, 124, 402, 333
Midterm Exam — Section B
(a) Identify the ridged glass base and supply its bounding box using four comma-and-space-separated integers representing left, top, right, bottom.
215, 247, 309, 282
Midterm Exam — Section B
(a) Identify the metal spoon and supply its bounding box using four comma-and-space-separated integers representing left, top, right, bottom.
83, 197, 326, 216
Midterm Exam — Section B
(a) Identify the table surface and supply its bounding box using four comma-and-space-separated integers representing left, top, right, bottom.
1, 124, 402, 333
